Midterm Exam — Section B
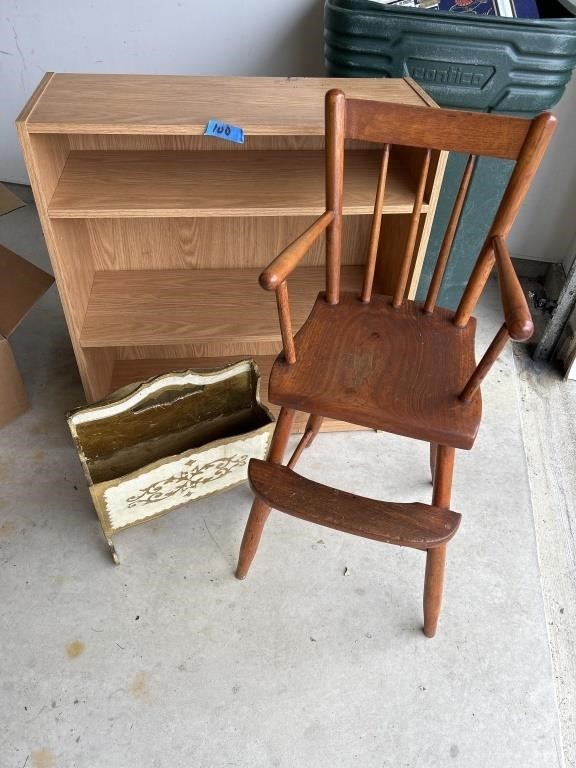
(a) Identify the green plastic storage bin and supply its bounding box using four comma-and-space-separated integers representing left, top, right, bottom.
325, 0, 576, 307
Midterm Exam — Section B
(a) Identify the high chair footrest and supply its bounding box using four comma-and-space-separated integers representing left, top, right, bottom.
249, 459, 461, 550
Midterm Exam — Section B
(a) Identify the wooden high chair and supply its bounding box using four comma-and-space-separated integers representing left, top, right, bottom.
235, 89, 556, 637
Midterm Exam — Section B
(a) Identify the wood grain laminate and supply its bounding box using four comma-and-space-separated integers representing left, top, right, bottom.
80, 266, 364, 348
15, 72, 55, 123
24, 75, 429, 134
48, 150, 425, 218
67, 135, 382, 152
18, 74, 446, 420
80, 216, 373, 272
115, 341, 285, 359
16, 97, 97, 398
27, 134, 70, 207
67, 135, 331, 151
109, 355, 278, 391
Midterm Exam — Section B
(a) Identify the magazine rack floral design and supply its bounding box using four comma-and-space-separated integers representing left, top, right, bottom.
68, 361, 274, 563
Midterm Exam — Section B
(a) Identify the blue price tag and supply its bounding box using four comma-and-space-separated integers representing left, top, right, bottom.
204, 119, 245, 144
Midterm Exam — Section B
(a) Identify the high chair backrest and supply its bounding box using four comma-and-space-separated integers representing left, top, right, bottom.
324, 89, 556, 326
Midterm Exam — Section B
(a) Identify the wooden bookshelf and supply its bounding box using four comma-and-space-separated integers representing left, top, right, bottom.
48, 151, 424, 218
80, 266, 363, 348
17, 74, 446, 431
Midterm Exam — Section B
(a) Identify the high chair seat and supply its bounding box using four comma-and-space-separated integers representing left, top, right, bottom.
269, 291, 482, 450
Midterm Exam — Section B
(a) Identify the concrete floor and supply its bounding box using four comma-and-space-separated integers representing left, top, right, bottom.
0, 187, 565, 767
515, 348, 576, 768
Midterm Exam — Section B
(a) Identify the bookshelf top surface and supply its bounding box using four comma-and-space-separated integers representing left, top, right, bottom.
20, 74, 433, 135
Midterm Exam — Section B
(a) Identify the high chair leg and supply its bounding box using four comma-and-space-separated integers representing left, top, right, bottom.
287, 414, 324, 469
235, 407, 296, 579
429, 442, 437, 484
423, 445, 455, 638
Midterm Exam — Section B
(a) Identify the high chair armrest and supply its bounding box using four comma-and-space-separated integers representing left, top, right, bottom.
492, 236, 534, 342
259, 211, 334, 291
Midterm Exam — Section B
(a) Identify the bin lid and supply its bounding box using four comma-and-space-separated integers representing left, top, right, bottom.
557, 0, 576, 14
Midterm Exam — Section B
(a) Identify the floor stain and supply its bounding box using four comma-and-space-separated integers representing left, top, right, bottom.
32, 450, 46, 462
29, 423, 50, 436
129, 671, 149, 699
31, 748, 54, 768
66, 640, 85, 659
0, 520, 15, 537
0, 458, 15, 481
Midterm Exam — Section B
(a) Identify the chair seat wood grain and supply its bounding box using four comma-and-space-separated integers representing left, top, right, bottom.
249, 459, 461, 549
268, 292, 482, 449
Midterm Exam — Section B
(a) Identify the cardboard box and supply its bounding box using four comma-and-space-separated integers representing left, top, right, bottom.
0, 243, 54, 428
0, 183, 26, 217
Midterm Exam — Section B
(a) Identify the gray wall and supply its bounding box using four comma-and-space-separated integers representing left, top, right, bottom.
2, 0, 574, 267
506, 75, 576, 271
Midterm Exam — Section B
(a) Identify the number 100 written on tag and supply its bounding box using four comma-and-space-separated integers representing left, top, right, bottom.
204, 119, 245, 144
